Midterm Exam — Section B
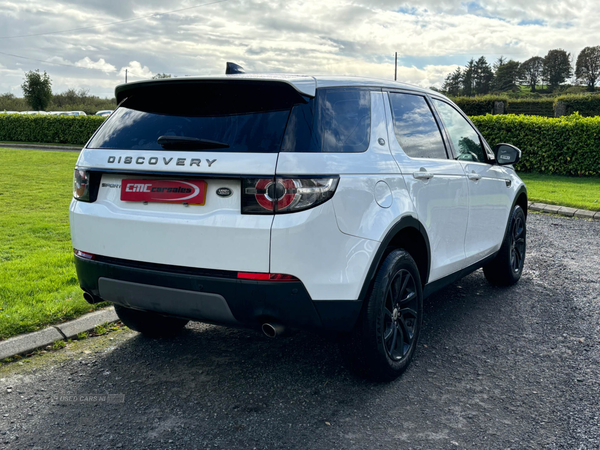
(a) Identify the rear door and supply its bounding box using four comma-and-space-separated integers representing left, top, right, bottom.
384, 91, 469, 282
71, 80, 305, 273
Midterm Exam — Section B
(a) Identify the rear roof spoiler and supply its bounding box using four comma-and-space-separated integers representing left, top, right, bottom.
115, 75, 316, 104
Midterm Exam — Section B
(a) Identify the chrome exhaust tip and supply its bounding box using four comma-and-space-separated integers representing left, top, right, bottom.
83, 292, 102, 304
261, 323, 285, 338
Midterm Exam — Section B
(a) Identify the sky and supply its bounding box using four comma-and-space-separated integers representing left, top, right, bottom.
0, 0, 598, 98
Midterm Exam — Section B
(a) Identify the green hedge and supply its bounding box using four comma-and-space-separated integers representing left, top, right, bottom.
450, 96, 507, 116
506, 99, 555, 117
451, 94, 600, 117
0, 114, 106, 145
471, 113, 600, 176
554, 95, 600, 117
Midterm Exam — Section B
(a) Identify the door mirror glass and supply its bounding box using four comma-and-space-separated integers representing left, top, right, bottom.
494, 143, 521, 166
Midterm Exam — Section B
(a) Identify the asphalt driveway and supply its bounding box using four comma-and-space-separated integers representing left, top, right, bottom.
1, 213, 599, 449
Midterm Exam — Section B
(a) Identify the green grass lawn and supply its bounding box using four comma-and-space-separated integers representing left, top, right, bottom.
0, 140, 80, 147
518, 173, 600, 211
0, 148, 104, 340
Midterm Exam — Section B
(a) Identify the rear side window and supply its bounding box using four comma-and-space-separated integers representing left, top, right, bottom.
282, 88, 371, 153
388, 93, 447, 159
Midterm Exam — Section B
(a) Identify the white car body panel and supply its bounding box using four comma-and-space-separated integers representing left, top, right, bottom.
460, 162, 513, 265
69, 172, 273, 272
270, 202, 378, 301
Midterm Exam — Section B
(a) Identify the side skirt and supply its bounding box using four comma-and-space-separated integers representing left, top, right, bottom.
423, 253, 497, 299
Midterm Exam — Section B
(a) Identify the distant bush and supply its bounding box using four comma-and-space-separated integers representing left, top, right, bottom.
0, 114, 106, 145
48, 89, 116, 115
471, 113, 600, 176
0, 94, 28, 112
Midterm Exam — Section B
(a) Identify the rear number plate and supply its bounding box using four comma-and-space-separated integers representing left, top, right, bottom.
121, 179, 207, 205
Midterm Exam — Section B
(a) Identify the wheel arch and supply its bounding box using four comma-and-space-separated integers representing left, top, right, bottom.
515, 186, 528, 218
358, 216, 431, 302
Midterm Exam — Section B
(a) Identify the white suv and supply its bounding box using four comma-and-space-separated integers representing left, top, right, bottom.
70, 75, 527, 380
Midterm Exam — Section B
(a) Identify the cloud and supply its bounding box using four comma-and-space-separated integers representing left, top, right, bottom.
0, 0, 599, 97
118, 61, 153, 80
75, 57, 117, 74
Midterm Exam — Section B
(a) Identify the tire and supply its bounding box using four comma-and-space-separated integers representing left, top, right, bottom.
114, 304, 189, 338
339, 249, 423, 382
483, 204, 526, 286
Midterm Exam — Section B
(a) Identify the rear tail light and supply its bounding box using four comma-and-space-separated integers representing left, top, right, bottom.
237, 272, 299, 281
73, 169, 101, 202
73, 169, 90, 201
242, 177, 339, 214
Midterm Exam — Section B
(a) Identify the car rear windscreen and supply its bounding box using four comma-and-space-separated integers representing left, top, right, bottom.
87, 81, 304, 152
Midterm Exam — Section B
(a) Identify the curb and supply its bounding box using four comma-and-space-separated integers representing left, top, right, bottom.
0, 308, 119, 361
528, 202, 600, 220
0, 142, 81, 152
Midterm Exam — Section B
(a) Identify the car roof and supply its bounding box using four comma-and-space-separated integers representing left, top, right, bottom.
115, 74, 437, 101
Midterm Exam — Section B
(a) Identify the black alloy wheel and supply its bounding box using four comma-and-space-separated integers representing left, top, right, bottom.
339, 249, 423, 381
510, 213, 526, 274
382, 269, 418, 362
483, 204, 527, 286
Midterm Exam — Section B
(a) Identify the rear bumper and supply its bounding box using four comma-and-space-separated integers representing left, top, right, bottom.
75, 255, 362, 332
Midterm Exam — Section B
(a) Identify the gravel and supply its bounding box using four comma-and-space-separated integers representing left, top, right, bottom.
0, 212, 598, 449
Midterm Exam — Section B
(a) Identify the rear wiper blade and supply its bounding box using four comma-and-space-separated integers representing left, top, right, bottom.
157, 135, 230, 150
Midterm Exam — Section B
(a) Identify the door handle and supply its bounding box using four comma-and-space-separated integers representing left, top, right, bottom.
467, 171, 481, 182
413, 170, 433, 181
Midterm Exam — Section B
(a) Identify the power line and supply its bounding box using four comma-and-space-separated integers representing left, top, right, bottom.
0, 50, 82, 68
0, 0, 230, 39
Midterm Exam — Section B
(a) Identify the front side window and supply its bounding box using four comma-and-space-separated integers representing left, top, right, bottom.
282, 88, 371, 153
432, 99, 487, 163
388, 93, 447, 159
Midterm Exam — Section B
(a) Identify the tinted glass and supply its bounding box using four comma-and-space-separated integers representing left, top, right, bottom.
389, 93, 447, 159
282, 88, 371, 153
433, 99, 486, 163
87, 107, 290, 152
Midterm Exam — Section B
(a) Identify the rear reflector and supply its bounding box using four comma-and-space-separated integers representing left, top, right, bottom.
74, 249, 95, 260
237, 272, 299, 281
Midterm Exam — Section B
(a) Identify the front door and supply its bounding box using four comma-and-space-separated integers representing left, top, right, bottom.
432, 99, 512, 265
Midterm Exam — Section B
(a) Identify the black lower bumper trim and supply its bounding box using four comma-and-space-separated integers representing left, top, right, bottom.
75, 256, 361, 332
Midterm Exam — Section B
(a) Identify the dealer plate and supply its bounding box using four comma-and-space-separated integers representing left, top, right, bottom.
120, 179, 207, 205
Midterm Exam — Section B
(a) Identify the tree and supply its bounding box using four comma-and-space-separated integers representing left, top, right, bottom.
21, 70, 52, 111
462, 59, 475, 96
520, 56, 544, 92
493, 56, 507, 72
152, 73, 172, 79
492, 60, 521, 92
575, 46, 600, 92
543, 49, 572, 89
473, 56, 494, 95
442, 67, 462, 96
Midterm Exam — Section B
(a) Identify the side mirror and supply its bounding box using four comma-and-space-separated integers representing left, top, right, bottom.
494, 143, 521, 166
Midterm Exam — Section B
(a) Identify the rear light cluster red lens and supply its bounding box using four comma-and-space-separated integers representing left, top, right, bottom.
237, 272, 299, 281
73, 169, 100, 203
73, 169, 90, 202
74, 249, 95, 260
241, 177, 339, 214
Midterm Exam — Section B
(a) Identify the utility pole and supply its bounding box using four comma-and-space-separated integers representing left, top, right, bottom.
394, 52, 397, 81
125, 69, 128, 83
